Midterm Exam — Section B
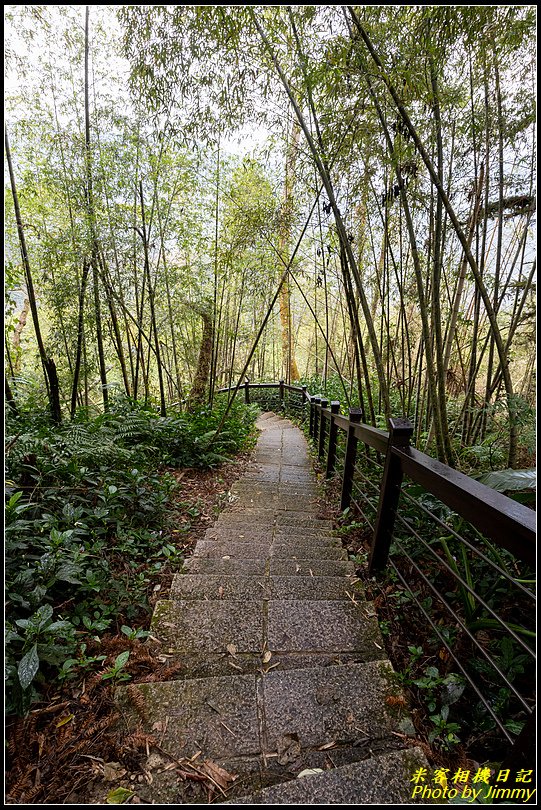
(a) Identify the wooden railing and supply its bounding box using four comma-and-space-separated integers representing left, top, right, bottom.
217, 380, 536, 765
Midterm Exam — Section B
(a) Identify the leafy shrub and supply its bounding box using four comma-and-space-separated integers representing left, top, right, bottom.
5, 396, 256, 714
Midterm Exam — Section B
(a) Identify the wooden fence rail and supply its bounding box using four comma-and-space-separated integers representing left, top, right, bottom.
218, 381, 535, 566
217, 380, 536, 766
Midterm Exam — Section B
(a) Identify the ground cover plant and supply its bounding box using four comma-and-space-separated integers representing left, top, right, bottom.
5, 395, 257, 717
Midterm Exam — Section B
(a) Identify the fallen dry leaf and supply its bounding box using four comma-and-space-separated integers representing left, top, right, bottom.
262, 650, 272, 664
276, 733, 301, 765
200, 759, 237, 791
103, 761, 127, 782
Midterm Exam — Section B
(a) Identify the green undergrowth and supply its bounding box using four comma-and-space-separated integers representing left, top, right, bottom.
5, 395, 257, 716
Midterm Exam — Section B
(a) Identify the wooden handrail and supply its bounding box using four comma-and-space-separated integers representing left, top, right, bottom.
394, 445, 536, 565
217, 377, 535, 762
216, 379, 535, 563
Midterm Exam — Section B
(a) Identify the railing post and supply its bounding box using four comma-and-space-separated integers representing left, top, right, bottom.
301, 385, 307, 404
326, 401, 340, 478
368, 417, 413, 574
318, 398, 329, 459
313, 397, 321, 442
301, 385, 308, 423
279, 378, 285, 411
340, 408, 363, 510
244, 378, 250, 405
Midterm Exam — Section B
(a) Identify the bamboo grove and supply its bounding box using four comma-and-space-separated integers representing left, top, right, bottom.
5, 6, 536, 471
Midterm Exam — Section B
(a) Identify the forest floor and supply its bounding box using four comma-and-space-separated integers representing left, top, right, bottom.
5, 454, 253, 805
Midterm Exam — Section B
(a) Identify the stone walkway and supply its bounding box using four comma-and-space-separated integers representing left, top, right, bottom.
116, 413, 427, 804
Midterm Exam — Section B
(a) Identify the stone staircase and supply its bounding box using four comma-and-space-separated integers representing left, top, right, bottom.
116, 413, 428, 803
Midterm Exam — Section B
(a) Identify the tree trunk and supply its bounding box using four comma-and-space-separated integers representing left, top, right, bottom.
189, 309, 214, 407
278, 117, 301, 382
70, 261, 91, 417
84, 6, 108, 409
11, 298, 30, 373
138, 182, 167, 415
5, 126, 62, 422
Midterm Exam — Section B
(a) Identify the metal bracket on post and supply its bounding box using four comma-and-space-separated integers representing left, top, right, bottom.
244, 378, 250, 404
326, 402, 340, 478
368, 417, 413, 574
340, 408, 363, 510
318, 399, 329, 459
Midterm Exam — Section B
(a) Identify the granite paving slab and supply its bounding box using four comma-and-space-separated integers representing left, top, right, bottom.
170, 573, 270, 601
204, 528, 274, 542
267, 600, 385, 657
151, 599, 264, 653
261, 661, 398, 751
170, 574, 363, 602
184, 557, 268, 575
270, 543, 346, 559
269, 558, 356, 577
204, 530, 341, 549
193, 541, 272, 558
116, 674, 260, 760
226, 747, 430, 804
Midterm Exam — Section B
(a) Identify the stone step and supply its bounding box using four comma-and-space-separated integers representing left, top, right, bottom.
115, 661, 417, 803
271, 543, 346, 559
192, 541, 346, 560
252, 457, 310, 468
204, 528, 274, 542
203, 529, 342, 549
193, 541, 272, 558
271, 558, 356, 576
150, 599, 384, 662
229, 497, 320, 512
231, 478, 314, 488
170, 573, 364, 601
275, 515, 333, 528
230, 483, 280, 493
219, 511, 331, 529
226, 747, 429, 805
231, 484, 319, 497
275, 526, 339, 538
213, 522, 334, 539
216, 514, 332, 530
184, 556, 356, 578
184, 557, 267, 575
